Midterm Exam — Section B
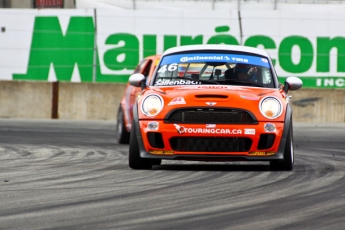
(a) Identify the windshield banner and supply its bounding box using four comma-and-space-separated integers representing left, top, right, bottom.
161, 54, 270, 68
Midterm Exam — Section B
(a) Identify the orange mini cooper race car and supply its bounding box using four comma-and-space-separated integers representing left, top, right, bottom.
127, 44, 302, 170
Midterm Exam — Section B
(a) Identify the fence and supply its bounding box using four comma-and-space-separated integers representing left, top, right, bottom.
81, 0, 345, 10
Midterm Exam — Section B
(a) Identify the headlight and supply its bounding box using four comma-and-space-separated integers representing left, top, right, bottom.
259, 97, 282, 119
141, 94, 164, 117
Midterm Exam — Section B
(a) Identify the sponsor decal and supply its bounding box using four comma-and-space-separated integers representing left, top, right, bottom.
197, 85, 230, 89
249, 151, 275, 156
147, 121, 159, 131
35, 0, 63, 9
174, 124, 186, 134
244, 129, 256, 135
160, 53, 268, 67
206, 102, 217, 106
176, 86, 233, 90
240, 95, 259, 100
149, 150, 174, 155
155, 79, 201, 86
174, 124, 242, 134
206, 124, 216, 128
168, 97, 186, 105
264, 123, 276, 132
180, 55, 231, 62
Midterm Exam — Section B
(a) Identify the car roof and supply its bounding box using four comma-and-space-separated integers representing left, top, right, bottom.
144, 54, 161, 60
162, 44, 270, 58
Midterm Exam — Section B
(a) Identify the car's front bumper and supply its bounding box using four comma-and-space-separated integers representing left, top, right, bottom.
135, 121, 290, 161
132, 102, 293, 162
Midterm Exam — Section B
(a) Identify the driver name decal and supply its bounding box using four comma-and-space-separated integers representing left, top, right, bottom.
155, 79, 201, 86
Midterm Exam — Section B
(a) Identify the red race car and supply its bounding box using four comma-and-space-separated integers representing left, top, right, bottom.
128, 44, 302, 170
115, 54, 161, 144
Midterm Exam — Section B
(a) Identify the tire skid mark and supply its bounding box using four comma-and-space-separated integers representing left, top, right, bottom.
1, 120, 345, 230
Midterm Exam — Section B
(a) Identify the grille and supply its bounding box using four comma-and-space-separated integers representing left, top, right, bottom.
165, 108, 256, 124
170, 137, 252, 152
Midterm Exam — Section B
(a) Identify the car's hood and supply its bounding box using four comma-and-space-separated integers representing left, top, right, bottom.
149, 85, 280, 102
140, 85, 287, 122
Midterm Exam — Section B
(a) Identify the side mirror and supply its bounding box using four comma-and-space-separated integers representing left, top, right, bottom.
129, 73, 146, 90
283, 76, 302, 93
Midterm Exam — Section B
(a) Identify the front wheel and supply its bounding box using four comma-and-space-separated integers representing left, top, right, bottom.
128, 120, 152, 170
270, 122, 294, 171
115, 106, 130, 144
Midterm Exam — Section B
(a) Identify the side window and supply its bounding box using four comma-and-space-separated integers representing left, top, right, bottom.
261, 68, 272, 85
142, 60, 153, 78
133, 59, 148, 74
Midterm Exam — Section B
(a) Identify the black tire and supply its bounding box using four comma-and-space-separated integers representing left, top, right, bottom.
128, 120, 152, 170
115, 106, 130, 144
270, 122, 294, 171
151, 159, 162, 166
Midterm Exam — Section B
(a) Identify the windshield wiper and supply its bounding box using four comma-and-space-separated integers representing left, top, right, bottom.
225, 79, 263, 87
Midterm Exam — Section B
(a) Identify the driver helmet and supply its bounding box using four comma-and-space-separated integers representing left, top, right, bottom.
235, 64, 257, 81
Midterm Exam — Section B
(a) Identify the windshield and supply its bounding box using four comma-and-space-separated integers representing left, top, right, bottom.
152, 52, 275, 88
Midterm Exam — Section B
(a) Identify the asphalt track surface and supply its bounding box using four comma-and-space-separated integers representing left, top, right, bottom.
0, 119, 345, 230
